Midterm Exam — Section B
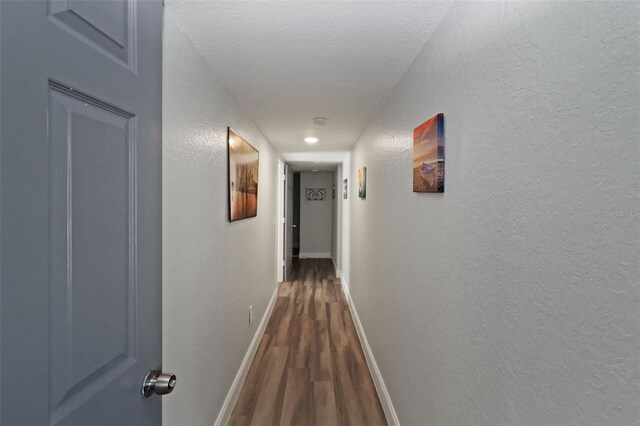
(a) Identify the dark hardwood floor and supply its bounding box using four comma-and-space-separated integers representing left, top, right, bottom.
229, 258, 387, 426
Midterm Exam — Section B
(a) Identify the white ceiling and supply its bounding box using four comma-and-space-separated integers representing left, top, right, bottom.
166, 1, 453, 153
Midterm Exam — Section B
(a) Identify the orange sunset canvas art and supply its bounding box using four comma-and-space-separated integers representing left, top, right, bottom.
413, 113, 445, 193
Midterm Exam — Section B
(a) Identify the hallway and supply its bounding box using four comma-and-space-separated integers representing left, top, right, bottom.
2, 1, 637, 424
230, 259, 387, 426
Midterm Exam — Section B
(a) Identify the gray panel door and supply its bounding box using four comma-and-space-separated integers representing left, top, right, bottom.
284, 165, 294, 280
1, 1, 163, 424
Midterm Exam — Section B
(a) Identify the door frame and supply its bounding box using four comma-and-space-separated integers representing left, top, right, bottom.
276, 160, 285, 282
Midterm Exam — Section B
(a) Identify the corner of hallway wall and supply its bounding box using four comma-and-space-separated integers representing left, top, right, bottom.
332, 166, 341, 277
347, 2, 639, 425
340, 154, 351, 291
162, 14, 279, 426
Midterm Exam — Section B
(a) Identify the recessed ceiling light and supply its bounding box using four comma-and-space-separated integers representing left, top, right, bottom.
313, 117, 327, 125
311, 169, 319, 172
304, 137, 319, 144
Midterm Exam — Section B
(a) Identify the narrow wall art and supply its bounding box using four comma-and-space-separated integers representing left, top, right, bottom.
358, 167, 367, 199
343, 178, 348, 199
227, 128, 259, 221
413, 113, 445, 193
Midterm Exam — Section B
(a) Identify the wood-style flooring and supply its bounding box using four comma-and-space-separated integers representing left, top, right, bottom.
229, 258, 387, 426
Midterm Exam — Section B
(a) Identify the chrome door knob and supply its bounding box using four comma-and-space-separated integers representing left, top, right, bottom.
142, 369, 177, 398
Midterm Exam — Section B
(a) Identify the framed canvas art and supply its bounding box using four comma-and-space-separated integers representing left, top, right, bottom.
413, 113, 444, 193
227, 128, 259, 221
358, 167, 367, 199
343, 178, 348, 199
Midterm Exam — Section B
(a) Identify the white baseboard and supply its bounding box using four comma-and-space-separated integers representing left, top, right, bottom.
298, 252, 331, 259
340, 280, 400, 426
331, 257, 342, 278
214, 286, 279, 426
339, 275, 349, 297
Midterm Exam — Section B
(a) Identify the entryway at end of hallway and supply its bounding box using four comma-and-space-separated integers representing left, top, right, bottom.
229, 258, 387, 426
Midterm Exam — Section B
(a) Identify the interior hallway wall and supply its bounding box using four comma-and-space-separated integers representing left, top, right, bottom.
163, 15, 278, 426
332, 165, 341, 275
299, 172, 334, 257
341, 155, 351, 289
348, 2, 639, 425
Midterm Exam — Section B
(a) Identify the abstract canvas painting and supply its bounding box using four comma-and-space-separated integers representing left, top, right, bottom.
358, 167, 367, 199
413, 113, 445, 193
228, 128, 259, 221
343, 178, 348, 199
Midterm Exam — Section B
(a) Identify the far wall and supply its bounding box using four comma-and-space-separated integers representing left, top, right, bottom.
299, 172, 334, 258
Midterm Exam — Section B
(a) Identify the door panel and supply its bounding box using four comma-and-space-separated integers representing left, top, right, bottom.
49, 83, 136, 414
1, 1, 163, 424
48, 0, 135, 66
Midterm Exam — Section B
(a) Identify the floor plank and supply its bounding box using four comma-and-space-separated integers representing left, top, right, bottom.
280, 368, 313, 426
230, 258, 387, 426
249, 346, 290, 426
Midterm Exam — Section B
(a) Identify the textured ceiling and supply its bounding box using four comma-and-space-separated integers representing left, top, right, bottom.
166, 1, 453, 153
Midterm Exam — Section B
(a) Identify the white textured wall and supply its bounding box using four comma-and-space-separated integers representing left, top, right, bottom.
300, 172, 334, 256
349, 2, 639, 425
162, 15, 278, 426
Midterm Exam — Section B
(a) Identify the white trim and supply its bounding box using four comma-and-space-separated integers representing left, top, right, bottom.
332, 257, 342, 278
214, 286, 279, 426
299, 252, 331, 259
340, 279, 400, 426
340, 275, 349, 294
276, 160, 285, 283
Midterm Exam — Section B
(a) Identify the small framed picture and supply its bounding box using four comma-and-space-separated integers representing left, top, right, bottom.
358, 167, 367, 199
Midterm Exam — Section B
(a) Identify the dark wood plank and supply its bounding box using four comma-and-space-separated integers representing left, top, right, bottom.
230, 258, 387, 426
313, 282, 326, 321
336, 282, 348, 311
340, 309, 367, 364
313, 381, 337, 426
323, 279, 337, 303
327, 303, 345, 351
231, 332, 274, 418
227, 415, 248, 426
249, 347, 290, 426
279, 368, 313, 426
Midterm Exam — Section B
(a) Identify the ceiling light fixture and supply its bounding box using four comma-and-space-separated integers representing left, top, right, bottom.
313, 117, 327, 125
304, 137, 319, 144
